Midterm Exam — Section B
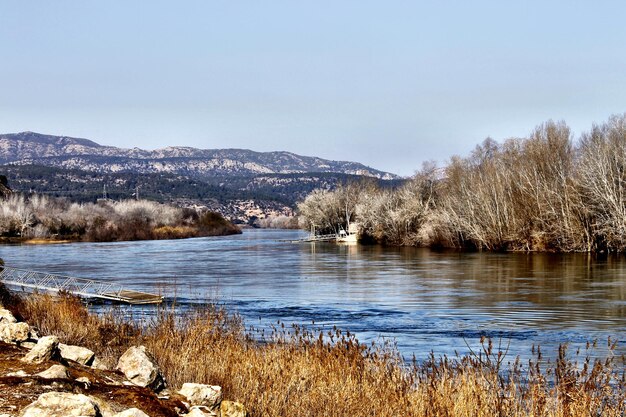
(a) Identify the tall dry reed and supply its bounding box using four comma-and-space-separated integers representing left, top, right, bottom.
8, 290, 625, 417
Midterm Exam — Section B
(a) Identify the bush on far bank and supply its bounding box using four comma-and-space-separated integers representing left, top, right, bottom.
0, 194, 240, 242
299, 113, 626, 253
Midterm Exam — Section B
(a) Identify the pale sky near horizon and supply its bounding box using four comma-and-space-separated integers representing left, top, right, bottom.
1, 1, 625, 176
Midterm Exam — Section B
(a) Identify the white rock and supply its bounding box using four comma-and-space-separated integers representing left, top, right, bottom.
7, 370, 29, 377
21, 341, 37, 349
90, 356, 108, 371
59, 343, 95, 366
76, 376, 91, 384
178, 383, 222, 411
21, 392, 100, 417
36, 364, 69, 379
22, 336, 61, 364
116, 346, 165, 391
113, 408, 150, 417
0, 307, 17, 323
0, 321, 30, 343
29, 328, 40, 340
185, 406, 215, 417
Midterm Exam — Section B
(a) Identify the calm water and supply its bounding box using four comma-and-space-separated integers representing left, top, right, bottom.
1, 229, 625, 361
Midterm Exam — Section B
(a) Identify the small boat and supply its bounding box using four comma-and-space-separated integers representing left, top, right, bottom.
335, 224, 358, 245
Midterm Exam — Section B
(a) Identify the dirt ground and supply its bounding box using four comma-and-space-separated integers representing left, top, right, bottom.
0, 341, 187, 417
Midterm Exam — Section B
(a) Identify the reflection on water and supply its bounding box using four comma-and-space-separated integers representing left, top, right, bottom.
1, 229, 624, 361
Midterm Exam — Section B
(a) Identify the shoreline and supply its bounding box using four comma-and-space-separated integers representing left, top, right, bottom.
0, 287, 623, 417
0, 228, 242, 246
23, 239, 74, 245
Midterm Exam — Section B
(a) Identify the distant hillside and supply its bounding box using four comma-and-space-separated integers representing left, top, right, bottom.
0, 132, 398, 179
1, 164, 404, 224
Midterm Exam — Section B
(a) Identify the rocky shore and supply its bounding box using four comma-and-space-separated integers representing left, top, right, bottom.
0, 304, 246, 417
2, 287, 624, 416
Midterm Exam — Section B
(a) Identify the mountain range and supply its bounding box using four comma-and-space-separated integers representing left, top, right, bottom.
0, 132, 401, 224
0, 132, 397, 180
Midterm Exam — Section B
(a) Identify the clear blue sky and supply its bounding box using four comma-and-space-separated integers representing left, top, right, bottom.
1, 1, 625, 176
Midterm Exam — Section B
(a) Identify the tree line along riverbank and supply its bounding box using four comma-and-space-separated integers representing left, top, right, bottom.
0, 193, 240, 243
298, 113, 626, 253
0, 284, 624, 416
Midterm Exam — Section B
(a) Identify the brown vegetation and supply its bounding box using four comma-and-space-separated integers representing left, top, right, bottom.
2, 286, 624, 417
299, 113, 626, 252
0, 196, 240, 242
254, 215, 299, 229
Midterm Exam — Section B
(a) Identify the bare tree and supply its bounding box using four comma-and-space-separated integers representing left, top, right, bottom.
578, 114, 626, 251
296, 114, 626, 253
297, 181, 375, 235
357, 165, 437, 245
439, 139, 522, 250
0, 195, 34, 236
515, 121, 587, 251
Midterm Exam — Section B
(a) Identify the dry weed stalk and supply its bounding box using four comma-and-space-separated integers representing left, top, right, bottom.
9, 291, 625, 417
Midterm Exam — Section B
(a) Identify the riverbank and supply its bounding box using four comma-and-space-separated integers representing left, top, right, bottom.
0, 196, 241, 244
297, 114, 626, 253
0, 291, 246, 416
0, 229, 241, 245
0, 224, 241, 245
1, 285, 623, 417
0, 237, 74, 245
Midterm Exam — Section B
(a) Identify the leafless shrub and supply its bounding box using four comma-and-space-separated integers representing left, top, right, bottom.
357, 165, 437, 245
0, 194, 34, 236
0, 195, 238, 241
578, 114, 626, 251
255, 215, 299, 229
26, 224, 50, 238
300, 114, 626, 252
516, 121, 587, 251
298, 182, 371, 235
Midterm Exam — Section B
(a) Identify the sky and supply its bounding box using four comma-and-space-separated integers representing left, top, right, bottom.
1, 1, 625, 177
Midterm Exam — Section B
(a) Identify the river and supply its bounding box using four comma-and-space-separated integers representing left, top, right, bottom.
1, 229, 625, 362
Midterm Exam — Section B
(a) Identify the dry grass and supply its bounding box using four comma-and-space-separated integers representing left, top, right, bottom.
17, 291, 137, 362
7, 290, 626, 417
23, 239, 73, 245
152, 225, 197, 239
0, 195, 240, 242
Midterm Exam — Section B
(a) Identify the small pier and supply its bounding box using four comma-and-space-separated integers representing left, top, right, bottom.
292, 224, 359, 244
0, 266, 163, 305
291, 233, 339, 243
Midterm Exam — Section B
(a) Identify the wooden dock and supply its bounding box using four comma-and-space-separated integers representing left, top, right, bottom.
102, 289, 164, 305
0, 266, 163, 305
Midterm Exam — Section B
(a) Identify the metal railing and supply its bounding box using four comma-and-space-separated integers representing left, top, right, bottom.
292, 233, 339, 242
0, 265, 136, 302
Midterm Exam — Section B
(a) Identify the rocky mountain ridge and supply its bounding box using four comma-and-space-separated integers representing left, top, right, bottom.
0, 132, 398, 179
